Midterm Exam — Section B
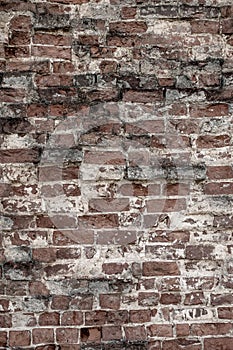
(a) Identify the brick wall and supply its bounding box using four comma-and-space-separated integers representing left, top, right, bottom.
0, 0, 233, 349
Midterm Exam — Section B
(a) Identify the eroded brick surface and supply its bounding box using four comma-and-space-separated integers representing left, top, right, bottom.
0, 0, 233, 349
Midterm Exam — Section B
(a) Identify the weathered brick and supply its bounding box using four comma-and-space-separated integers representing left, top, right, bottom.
147, 324, 173, 337
110, 21, 147, 34
196, 135, 231, 148
163, 338, 201, 350
142, 262, 180, 276
1, 1, 233, 347
99, 294, 121, 310
61, 311, 83, 326
124, 326, 147, 341
191, 323, 232, 336
218, 307, 233, 319
9, 331, 31, 347
39, 312, 60, 326
80, 327, 101, 343
85, 311, 107, 326
32, 46, 71, 59
102, 326, 122, 341
204, 337, 233, 350
56, 328, 79, 344
123, 90, 164, 103
51, 296, 71, 310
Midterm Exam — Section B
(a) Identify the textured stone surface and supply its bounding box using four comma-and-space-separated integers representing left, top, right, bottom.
0, 0, 233, 348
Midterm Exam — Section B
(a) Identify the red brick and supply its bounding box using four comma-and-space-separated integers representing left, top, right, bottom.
37, 214, 76, 229
120, 183, 149, 196
53, 62, 75, 74
0, 149, 40, 163
86, 88, 119, 102
32, 46, 71, 59
149, 230, 190, 243
222, 19, 233, 34
0, 299, 9, 311
163, 339, 201, 350
218, 307, 233, 319
32, 328, 54, 344
146, 199, 186, 212
107, 310, 129, 324
0, 332, 7, 347
56, 328, 79, 344
10, 15, 32, 31
53, 230, 94, 245
6, 60, 50, 73
123, 90, 163, 103
102, 326, 122, 341
56, 248, 81, 259
99, 293, 121, 310
184, 292, 205, 305
138, 292, 159, 307
191, 20, 219, 34
162, 183, 190, 196
51, 295, 71, 310
32, 248, 57, 262
33, 33, 71, 46
124, 326, 147, 341
191, 323, 232, 336
176, 324, 190, 337
185, 245, 214, 260
99, 60, 118, 73
126, 120, 164, 134
0, 88, 26, 103
39, 312, 60, 326
80, 327, 101, 343
204, 337, 233, 350
39, 165, 79, 181
207, 166, 233, 179
63, 184, 81, 196
102, 263, 126, 275
143, 261, 180, 276
35, 74, 73, 87
121, 7, 137, 19
9, 30, 31, 45
196, 135, 231, 148
129, 310, 151, 323
45, 264, 74, 278
151, 135, 190, 149
110, 21, 147, 34
89, 198, 129, 213
210, 293, 233, 306
147, 324, 173, 337
70, 295, 93, 310
84, 151, 125, 165
0, 314, 12, 328
189, 103, 229, 117
85, 311, 107, 326
48, 0, 87, 3
96, 230, 137, 245
79, 214, 119, 229
35, 346, 56, 350
221, 5, 233, 17
204, 182, 233, 195
9, 331, 31, 347
214, 215, 233, 228
27, 103, 48, 117
5, 46, 30, 58
61, 311, 83, 325
79, 35, 99, 45
160, 293, 182, 305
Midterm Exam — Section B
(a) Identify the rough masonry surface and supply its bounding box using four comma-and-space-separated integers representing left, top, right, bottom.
0, 0, 233, 349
